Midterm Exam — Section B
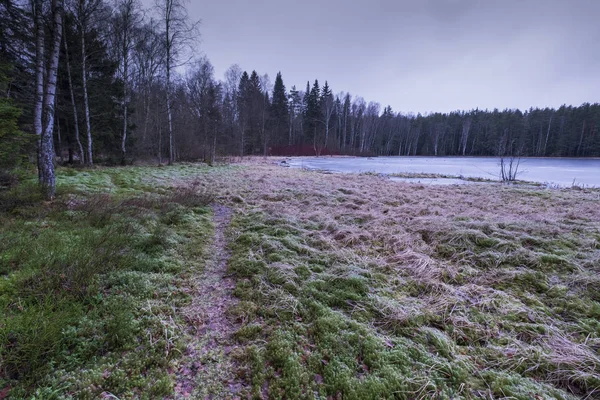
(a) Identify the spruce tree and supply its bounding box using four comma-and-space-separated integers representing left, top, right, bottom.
303, 81, 310, 119
271, 72, 288, 146
248, 71, 263, 153
237, 71, 250, 156
304, 80, 322, 147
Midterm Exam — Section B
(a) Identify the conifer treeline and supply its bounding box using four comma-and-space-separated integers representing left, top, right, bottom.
1, 0, 599, 182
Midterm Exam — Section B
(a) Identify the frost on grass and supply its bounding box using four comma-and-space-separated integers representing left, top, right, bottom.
2, 160, 599, 399
0, 165, 215, 398
217, 161, 600, 399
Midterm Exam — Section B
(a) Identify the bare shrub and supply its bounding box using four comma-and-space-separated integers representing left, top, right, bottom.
166, 180, 215, 207
499, 155, 524, 182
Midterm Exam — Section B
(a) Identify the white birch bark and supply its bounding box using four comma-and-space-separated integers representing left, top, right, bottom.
63, 26, 85, 164
39, 0, 64, 199
80, 2, 93, 166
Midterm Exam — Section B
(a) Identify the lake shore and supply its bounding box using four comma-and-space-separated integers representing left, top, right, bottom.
283, 155, 600, 187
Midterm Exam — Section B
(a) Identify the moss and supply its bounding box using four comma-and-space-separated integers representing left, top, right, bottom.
5, 162, 599, 398
235, 323, 264, 343
0, 166, 214, 397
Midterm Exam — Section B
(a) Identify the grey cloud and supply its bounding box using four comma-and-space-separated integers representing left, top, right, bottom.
146, 0, 600, 113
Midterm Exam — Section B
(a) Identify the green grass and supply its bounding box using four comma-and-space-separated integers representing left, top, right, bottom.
227, 212, 583, 399
2, 161, 599, 399
216, 164, 600, 399
0, 164, 216, 398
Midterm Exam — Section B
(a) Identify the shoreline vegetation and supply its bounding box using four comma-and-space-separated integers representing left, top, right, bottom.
1, 158, 599, 399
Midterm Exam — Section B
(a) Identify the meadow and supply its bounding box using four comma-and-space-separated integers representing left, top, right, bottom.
1, 160, 599, 399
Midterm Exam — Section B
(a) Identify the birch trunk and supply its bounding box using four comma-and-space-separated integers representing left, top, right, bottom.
460, 119, 471, 156
288, 108, 293, 145
33, 0, 44, 139
342, 108, 347, 151
39, 0, 64, 199
121, 55, 129, 164
240, 121, 245, 157
165, 0, 174, 165
119, 0, 136, 165
166, 78, 174, 164
261, 97, 267, 157
577, 121, 585, 156
211, 126, 217, 165
63, 28, 85, 164
55, 108, 62, 160
33, 0, 45, 182
543, 115, 553, 156
80, 6, 93, 166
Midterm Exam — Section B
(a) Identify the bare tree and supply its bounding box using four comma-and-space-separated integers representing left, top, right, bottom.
541, 116, 552, 155
187, 56, 214, 159
71, 0, 104, 166
432, 121, 445, 156
113, 0, 142, 164
223, 64, 242, 97
320, 85, 334, 149
288, 86, 302, 146
62, 23, 85, 164
259, 73, 271, 156
222, 64, 241, 153
154, 0, 199, 165
133, 19, 164, 154
460, 117, 471, 156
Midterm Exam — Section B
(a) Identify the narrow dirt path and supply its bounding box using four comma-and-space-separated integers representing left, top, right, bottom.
175, 204, 246, 399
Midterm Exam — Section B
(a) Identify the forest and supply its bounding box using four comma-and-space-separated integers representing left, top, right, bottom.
2, 1, 600, 398
1, 0, 600, 198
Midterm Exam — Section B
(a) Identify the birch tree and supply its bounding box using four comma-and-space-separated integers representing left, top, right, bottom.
223, 64, 241, 151
460, 117, 471, 156
154, 0, 199, 165
113, 0, 142, 164
62, 23, 84, 163
320, 81, 334, 150
34, 0, 64, 198
133, 19, 164, 154
33, 0, 44, 142
288, 85, 302, 145
72, 0, 104, 166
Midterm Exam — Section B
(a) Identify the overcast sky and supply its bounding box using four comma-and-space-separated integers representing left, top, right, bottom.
151, 0, 600, 114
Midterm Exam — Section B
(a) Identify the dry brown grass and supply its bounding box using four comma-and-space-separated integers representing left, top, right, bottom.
206, 159, 600, 398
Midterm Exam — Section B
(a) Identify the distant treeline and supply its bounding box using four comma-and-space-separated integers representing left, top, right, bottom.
1, 0, 599, 190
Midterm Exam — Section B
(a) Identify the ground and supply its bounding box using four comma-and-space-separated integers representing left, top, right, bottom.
0, 159, 599, 399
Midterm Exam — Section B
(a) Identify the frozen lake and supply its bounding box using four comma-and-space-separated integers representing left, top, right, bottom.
287, 157, 600, 187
